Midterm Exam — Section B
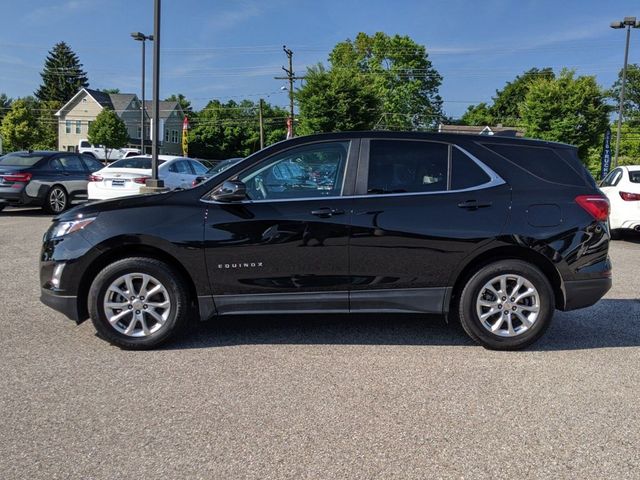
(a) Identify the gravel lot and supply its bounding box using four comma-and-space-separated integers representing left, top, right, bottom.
0, 207, 639, 479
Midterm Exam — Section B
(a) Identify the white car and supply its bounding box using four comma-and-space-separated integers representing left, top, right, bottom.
88, 155, 208, 200
78, 139, 140, 161
599, 165, 640, 237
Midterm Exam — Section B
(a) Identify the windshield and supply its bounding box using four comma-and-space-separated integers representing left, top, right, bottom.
207, 158, 243, 176
108, 158, 166, 169
0, 153, 47, 167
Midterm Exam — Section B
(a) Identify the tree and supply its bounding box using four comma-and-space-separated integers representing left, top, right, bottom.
99, 88, 121, 94
521, 69, 609, 158
0, 99, 39, 151
460, 102, 494, 126
296, 64, 380, 134
609, 63, 640, 126
327, 32, 443, 130
461, 68, 554, 126
189, 99, 287, 159
35, 42, 89, 103
88, 109, 129, 161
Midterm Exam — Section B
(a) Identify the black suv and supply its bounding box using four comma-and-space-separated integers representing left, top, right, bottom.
39, 132, 611, 350
0, 151, 104, 213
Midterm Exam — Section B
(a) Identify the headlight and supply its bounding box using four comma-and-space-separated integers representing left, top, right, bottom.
50, 217, 97, 239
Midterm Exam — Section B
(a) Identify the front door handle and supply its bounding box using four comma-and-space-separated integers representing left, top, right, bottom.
310, 207, 345, 218
457, 200, 492, 210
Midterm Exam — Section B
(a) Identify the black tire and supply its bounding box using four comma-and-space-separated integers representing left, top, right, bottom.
608, 221, 622, 240
88, 257, 191, 349
457, 260, 554, 350
43, 185, 68, 214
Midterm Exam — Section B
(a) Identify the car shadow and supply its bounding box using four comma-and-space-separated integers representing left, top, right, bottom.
0, 207, 51, 217
165, 298, 640, 352
616, 230, 640, 244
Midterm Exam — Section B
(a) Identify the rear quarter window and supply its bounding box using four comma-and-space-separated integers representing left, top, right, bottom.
482, 143, 585, 186
629, 170, 640, 183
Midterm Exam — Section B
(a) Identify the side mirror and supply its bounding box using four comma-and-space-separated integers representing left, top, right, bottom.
212, 180, 247, 202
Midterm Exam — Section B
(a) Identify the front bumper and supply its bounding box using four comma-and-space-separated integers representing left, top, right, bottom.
40, 287, 81, 322
562, 277, 612, 311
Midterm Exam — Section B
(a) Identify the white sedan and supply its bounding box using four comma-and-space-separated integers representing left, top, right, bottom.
599, 165, 640, 236
88, 155, 208, 200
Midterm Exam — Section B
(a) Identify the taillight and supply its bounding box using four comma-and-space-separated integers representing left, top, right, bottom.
575, 194, 609, 221
133, 177, 149, 184
3, 172, 32, 182
619, 191, 640, 201
89, 174, 103, 182
192, 178, 200, 187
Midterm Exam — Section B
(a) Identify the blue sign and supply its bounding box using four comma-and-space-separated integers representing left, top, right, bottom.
601, 128, 612, 180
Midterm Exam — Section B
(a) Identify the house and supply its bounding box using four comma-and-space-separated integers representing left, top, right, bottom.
438, 123, 524, 137
55, 88, 184, 155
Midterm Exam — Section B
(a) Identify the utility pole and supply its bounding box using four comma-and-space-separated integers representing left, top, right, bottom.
258, 98, 265, 149
274, 45, 305, 138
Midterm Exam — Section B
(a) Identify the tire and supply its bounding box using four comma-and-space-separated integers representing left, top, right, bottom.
457, 260, 554, 350
608, 221, 622, 240
88, 257, 191, 349
43, 185, 68, 214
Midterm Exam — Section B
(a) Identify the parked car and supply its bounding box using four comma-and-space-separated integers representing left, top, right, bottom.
40, 132, 611, 350
87, 155, 208, 200
192, 157, 244, 186
0, 151, 103, 213
78, 139, 140, 161
599, 165, 640, 238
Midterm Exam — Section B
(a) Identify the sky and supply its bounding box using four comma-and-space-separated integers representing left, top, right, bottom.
1, 0, 639, 119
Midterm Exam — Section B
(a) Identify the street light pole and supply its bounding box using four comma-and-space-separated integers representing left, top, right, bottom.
131, 32, 153, 155
147, 0, 163, 188
611, 17, 640, 168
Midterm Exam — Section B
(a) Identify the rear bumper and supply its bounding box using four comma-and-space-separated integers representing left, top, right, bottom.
40, 288, 81, 322
0, 188, 41, 207
88, 182, 142, 200
561, 277, 612, 311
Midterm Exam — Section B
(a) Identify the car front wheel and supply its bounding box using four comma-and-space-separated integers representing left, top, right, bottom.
88, 257, 191, 349
457, 260, 554, 350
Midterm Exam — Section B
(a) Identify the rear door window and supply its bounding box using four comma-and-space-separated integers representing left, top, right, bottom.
367, 140, 448, 194
58, 155, 86, 172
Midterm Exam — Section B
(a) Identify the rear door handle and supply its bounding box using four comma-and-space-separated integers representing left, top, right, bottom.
457, 200, 492, 210
310, 207, 345, 218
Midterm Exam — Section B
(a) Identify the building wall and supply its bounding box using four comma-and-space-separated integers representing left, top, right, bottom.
161, 110, 184, 155
58, 94, 103, 151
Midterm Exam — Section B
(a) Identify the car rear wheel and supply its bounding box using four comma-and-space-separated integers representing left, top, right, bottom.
43, 185, 68, 214
88, 257, 191, 349
457, 260, 554, 350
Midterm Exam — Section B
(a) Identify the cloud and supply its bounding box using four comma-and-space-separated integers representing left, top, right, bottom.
205, 1, 262, 30
26, 0, 98, 23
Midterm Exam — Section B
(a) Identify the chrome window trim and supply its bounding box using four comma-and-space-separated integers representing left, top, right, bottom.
200, 141, 505, 206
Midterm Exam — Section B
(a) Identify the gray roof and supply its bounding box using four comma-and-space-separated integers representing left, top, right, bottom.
84, 88, 113, 108
144, 100, 181, 120
108, 93, 137, 114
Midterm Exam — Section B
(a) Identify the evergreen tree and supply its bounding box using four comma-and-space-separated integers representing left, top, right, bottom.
35, 42, 89, 103
0, 93, 12, 124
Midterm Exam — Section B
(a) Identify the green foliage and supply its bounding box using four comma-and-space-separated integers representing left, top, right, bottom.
323, 32, 443, 130
461, 68, 554, 126
99, 88, 121, 94
608, 63, 640, 124
520, 69, 609, 158
88, 109, 129, 160
35, 42, 89, 103
460, 103, 494, 126
296, 64, 380, 134
0, 99, 39, 151
188, 99, 287, 159
32, 99, 60, 150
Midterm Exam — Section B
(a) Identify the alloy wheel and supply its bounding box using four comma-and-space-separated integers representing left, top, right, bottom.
475, 274, 541, 337
103, 273, 171, 337
49, 188, 66, 213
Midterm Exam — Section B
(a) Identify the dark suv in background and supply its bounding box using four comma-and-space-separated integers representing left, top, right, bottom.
39, 132, 611, 350
0, 151, 103, 213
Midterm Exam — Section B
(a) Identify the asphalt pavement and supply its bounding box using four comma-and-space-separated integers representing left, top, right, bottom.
0, 207, 639, 479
